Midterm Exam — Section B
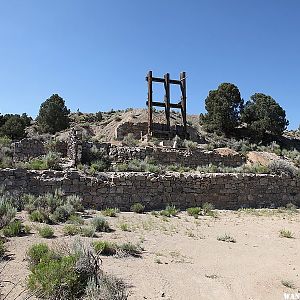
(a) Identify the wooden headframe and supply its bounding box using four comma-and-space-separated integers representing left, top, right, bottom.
146, 71, 187, 137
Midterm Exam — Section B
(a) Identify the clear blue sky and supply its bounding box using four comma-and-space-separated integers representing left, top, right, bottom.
0, 0, 299, 129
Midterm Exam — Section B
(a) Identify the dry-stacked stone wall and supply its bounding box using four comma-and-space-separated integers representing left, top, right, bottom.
12, 137, 245, 168
12, 139, 46, 162
1, 169, 299, 210
107, 146, 245, 168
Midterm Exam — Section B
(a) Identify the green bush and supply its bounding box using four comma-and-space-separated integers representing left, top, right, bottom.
130, 203, 145, 214
27, 240, 120, 299
0, 239, 6, 258
93, 241, 116, 256
0, 113, 31, 139
160, 205, 179, 217
102, 208, 119, 217
2, 220, 23, 237
80, 226, 96, 238
29, 210, 50, 223
187, 207, 201, 218
51, 205, 74, 223
93, 241, 141, 257
0, 196, 16, 228
67, 214, 85, 225
84, 275, 127, 300
63, 224, 81, 236
28, 254, 81, 299
268, 160, 298, 177
202, 202, 217, 217
25, 152, 61, 170
27, 243, 50, 267
117, 242, 141, 257
38, 225, 54, 238
91, 217, 110, 232
122, 133, 138, 147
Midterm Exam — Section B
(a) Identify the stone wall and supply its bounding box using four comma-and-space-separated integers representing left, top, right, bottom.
115, 122, 148, 140
1, 169, 299, 210
12, 137, 245, 168
12, 139, 46, 162
107, 146, 245, 168
12, 138, 68, 162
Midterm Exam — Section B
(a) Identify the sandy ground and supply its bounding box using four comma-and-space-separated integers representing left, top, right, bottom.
1, 209, 300, 300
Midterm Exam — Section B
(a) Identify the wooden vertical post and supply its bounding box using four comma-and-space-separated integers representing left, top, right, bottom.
147, 71, 153, 135
164, 73, 170, 131
180, 71, 187, 135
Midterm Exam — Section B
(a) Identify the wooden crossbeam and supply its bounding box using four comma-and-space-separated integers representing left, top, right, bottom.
146, 70, 187, 137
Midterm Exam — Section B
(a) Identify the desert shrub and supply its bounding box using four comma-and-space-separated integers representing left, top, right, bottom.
119, 223, 130, 232
285, 203, 298, 212
63, 224, 81, 236
268, 160, 298, 176
166, 164, 191, 173
93, 241, 141, 258
102, 208, 119, 217
36, 94, 70, 134
0, 136, 12, 147
187, 207, 201, 218
2, 220, 24, 237
279, 229, 294, 239
217, 234, 236, 243
27, 240, 123, 300
243, 163, 270, 174
27, 243, 50, 267
196, 164, 218, 173
202, 202, 218, 217
38, 225, 54, 238
81, 226, 96, 238
67, 214, 85, 225
25, 158, 47, 170
93, 241, 116, 256
25, 152, 61, 170
24, 224, 31, 234
0, 196, 16, 228
95, 111, 103, 122
0, 239, 6, 258
51, 204, 75, 223
90, 159, 110, 172
28, 254, 81, 298
25, 191, 83, 225
183, 140, 198, 150
130, 203, 145, 214
122, 133, 138, 147
91, 217, 110, 232
117, 242, 141, 257
29, 209, 50, 223
84, 275, 127, 300
160, 205, 179, 217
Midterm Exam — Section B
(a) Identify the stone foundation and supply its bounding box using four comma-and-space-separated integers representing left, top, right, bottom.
1, 169, 299, 210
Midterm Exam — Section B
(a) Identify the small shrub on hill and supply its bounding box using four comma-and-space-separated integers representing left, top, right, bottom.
102, 208, 119, 217
130, 203, 145, 214
187, 207, 201, 218
38, 225, 54, 238
160, 205, 179, 217
91, 217, 110, 232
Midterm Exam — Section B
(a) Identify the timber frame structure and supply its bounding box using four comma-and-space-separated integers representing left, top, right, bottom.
146, 71, 187, 138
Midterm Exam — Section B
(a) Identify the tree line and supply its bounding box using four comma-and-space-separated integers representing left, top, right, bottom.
200, 83, 289, 140
0, 84, 294, 141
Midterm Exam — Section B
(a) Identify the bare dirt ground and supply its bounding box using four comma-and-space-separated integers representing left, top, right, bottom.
2, 209, 300, 300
